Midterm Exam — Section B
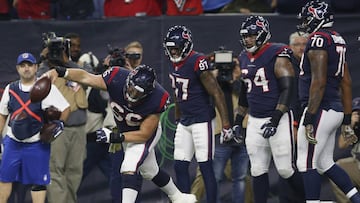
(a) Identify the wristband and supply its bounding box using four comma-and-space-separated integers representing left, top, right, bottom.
110, 132, 125, 143
234, 114, 245, 126
303, 111, 315, 126
342, 114, 351, 125
270, 109, 283, 126
55, 66, 67, 77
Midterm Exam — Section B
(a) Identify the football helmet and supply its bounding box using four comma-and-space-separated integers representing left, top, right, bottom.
239, 15, 271, 53
297, 0, 334, 34
163, 25, 193, 63
124, 64, 156, 103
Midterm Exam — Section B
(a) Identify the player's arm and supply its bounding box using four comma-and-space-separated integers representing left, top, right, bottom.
45, 68, 107, 90
122, 113, 161, 143
306, 49, 328, 114
200, 71, 231, 128
340, 62, 352, 116
274, 56, 295, 113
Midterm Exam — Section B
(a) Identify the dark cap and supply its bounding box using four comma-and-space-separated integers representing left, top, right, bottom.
17, 53, 37, 65
353, 97, 360, 111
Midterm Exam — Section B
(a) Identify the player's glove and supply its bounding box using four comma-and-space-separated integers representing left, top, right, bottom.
261, 110, 282, 138
96, 128, 125, 143
51, 120, 64, 139
220, 126, 234, 144
232, 125, 246, 145
341, 114, 358, 144
303, 111, 317, 144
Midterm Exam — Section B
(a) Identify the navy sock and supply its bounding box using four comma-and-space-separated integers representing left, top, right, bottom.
252, 173, 269, 203
199, 160, 217, 203
174, 160, 190, 192
325, 164, 360, 202
152, 169, 171, 188
301, 169, 321, 200
286, 171, 305, 200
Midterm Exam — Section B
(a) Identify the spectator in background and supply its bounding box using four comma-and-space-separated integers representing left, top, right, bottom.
0, 52, 70, 203
221, 0, 273, 14
201, 0, 233, 13
104, 0, 162, 17
124, 41, 143, 70
0, 0, 11, 20
13, 0, 52, 19
166, 0, 203, 15
272, 0, 310, 14
38, 32, 89, 203
54, 0, 94, 20
330, 97, 360, 203
330, 0, 360, 13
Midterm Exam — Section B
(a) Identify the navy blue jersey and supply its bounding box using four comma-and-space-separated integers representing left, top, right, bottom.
168, 51, 216, 125
299, 29, 346, 111
8, 81, 44, 140
239, 43, 292, 118
102, 67, 170, 133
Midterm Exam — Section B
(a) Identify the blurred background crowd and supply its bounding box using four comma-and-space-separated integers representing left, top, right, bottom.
0, 0, 360, 21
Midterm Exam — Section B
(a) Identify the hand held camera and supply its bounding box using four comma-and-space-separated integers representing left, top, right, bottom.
42, 32, 70, 65
107, 44, 126, 67
213, 47, 235, 83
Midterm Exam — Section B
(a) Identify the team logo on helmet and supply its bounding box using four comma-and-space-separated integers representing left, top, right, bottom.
308, 1, 328, 20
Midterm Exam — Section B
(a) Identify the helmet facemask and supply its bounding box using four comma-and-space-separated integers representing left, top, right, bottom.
239, 16, 271, 53
163, 25, 193, 63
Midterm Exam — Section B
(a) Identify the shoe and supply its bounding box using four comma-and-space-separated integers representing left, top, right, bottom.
170, 192, 197, 203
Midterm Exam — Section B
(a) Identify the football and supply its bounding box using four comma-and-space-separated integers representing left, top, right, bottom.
44, 106, 61, 122
40, 122, 57, 143
30, 77, 51, 103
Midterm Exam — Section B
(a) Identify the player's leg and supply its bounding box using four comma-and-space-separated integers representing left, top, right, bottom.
297, 108, 323, 201
318, 110, 360, 202
270, 112, 304, 199
190, 167, 205, 201
330, 157, 360, 203
245, 116, 272, 203
193, 120, 217, 203
173, 123, 195, 193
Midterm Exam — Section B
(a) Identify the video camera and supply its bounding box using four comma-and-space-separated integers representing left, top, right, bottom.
42, 32, 70, 65
107, 44, 126, 67
212, 47, 235, 83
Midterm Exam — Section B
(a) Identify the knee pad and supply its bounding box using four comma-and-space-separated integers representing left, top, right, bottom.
31, 185, 46, 191
277, 168, 294, 179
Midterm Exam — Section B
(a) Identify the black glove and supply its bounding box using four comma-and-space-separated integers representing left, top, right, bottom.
261, 110, 282, 138
95, 128, 125, 143
232, 125, 246, 145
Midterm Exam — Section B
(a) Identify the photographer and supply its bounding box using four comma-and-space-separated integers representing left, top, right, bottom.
38, 32, 88, 203
191, 49, 250, 203
331, 97, 360, 203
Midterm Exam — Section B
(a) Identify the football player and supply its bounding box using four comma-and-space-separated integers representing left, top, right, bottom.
296, 0, 360, 202
45, 65, 196, 203
163, 25, 232, 203
236, 15, 304, 203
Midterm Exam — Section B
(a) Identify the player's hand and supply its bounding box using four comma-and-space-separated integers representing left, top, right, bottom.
341, 125, 358, 144
96, 128, 112, 143
232, 125, 246, 145
303, 111, 317, 144
51, 120, 64, 139
261, 121, 277, 138
220, 126, 234, 144
96, 128, 125, 143
304, 124, 317, 144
